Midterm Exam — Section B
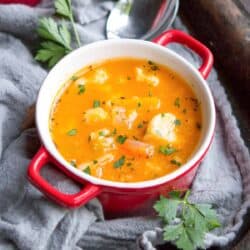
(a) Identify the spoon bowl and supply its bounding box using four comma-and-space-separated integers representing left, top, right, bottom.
106, 0, 179, 40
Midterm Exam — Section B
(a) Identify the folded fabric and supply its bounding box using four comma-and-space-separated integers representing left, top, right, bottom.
0, 1, 249, 250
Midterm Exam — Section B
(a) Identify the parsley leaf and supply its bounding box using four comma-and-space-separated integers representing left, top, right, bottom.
54, 0, 81, 47
175, 119, 181, 126
35, 41, 67, 68
83, 166, 91, 175
163, 223, 184, 242
195, 204, 221, 230
154, 190, 220, 250
159, 145, 176, 155
55, 0, 72, 19
174, 97, 180, 108
37, 18, 72, 50
78, 85, 85, 94
137, 123, 143, 128
98, 131, 106, 136
93, 100, 101, 108
35, 0, 81, 68
70, 160, 77, 167
148, 60, 159, 71
171, 159, 182, 166
111, 128, 117, 135
154, 195, 181, 223
35, 18, 72, 67
67, 129, 77, 136
116, 135, 127, 144
113, 155, 126, 168
71, 75, 78, 81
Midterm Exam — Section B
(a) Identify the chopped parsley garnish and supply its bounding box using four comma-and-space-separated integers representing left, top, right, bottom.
83, 166, 91, 175
174, 97, 180, 108
35, 0, 81, 68
71, 75, 78, 81
137, 123, 143, 128
93, 160, 98, 164
113, 155, 126, 168
78, 84, 85, 94
93, 100, 101, 108
127, 76, 131, 80
70, 160, 77, 167
137, 102, 142, 108
174, 119, 181, 126
99, 131, 106, 136
154, 191, 221, 250
116, 135, 127, 144
111, 128, 117, 135
170, 159, 182, 166
159, 145, 176, 155
67, 129, 77, 136
148, 60, 159, 71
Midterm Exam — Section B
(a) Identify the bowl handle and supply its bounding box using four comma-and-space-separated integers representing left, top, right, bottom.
27, 147, 102, 208
153, 30, 213, 79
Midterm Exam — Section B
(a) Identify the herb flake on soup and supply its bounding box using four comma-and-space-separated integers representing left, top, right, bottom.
50, 58, 202, 182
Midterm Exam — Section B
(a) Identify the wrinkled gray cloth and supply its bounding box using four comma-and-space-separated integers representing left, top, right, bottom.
0, 1, 249, 250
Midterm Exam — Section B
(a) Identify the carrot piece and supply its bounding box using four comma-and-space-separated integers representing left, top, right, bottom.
120, 139, 154, 158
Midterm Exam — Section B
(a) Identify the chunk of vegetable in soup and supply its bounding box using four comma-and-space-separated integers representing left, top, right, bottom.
50, 58, 202, 182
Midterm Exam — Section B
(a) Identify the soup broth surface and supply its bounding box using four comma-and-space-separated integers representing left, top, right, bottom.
50, 58, 202, 182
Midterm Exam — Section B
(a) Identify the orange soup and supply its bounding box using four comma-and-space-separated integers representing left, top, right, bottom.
50, 58, 202, 182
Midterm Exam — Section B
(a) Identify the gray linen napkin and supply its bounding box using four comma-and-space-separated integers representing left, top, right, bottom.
0, 1, 249, 250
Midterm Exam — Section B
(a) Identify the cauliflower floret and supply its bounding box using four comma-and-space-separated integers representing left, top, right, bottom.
78, 153, 114, 174
89, 129, 116, 152
74, 69, 108, 86
111, 106, 137, 129
136, 67, 159, 87
145, 113, 176, 142
83, 107, 109, 123
94, 69, 108, 84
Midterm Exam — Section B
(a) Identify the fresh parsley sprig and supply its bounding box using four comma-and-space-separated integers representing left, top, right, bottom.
35, 0, 81, 67
35, 18, 72, 67
55, 0, 81, 47
154, 190, 221, 250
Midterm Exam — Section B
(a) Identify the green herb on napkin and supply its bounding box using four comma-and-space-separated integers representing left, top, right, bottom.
35, 0, 81, 67
154, 190, 221, 250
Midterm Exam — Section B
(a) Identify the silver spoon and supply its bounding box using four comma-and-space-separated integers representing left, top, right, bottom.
106, 0, 179, 40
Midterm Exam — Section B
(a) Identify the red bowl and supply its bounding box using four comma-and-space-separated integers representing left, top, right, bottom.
0, 0, 40, 5
27, 30, 215, 217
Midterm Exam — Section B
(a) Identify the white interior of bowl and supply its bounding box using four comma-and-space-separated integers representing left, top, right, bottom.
36, 39, 215, 189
